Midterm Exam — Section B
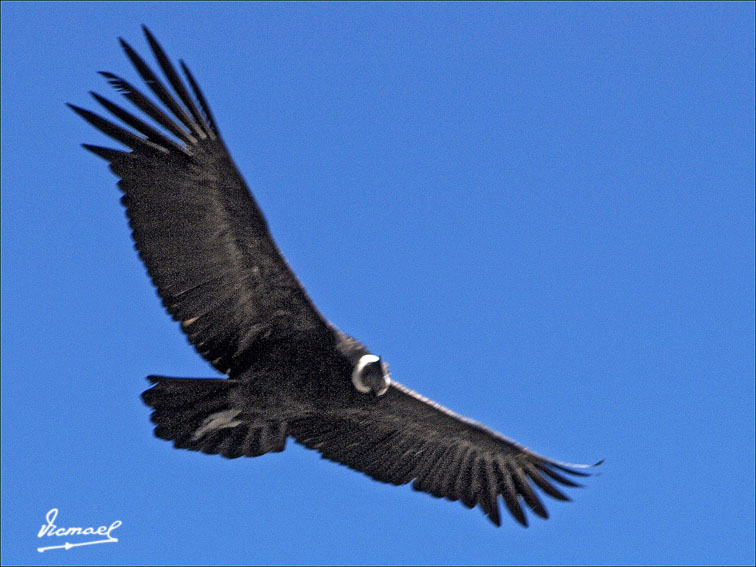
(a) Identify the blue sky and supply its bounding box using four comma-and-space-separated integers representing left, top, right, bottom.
2, 2, 754, 565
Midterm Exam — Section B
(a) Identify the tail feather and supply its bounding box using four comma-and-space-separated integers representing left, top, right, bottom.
142, 376, 288, 459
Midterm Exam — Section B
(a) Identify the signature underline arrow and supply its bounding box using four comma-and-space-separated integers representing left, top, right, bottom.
37, 537, 118, 552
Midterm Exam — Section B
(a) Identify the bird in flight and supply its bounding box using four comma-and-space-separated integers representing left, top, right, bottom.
69, 26, 600, 528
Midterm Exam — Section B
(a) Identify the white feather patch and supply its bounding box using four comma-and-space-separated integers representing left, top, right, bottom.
192, 409, 243, 441
352, 354, 380, 393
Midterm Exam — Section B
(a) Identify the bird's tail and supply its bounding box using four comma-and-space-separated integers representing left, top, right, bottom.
141, 376, 288, 459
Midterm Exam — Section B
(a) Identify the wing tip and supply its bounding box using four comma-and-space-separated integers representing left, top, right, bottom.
80, 143, 126, 161
513, 510, 529, 528
141, 25, 159, 48
544, 456, 604, 475
141, 24, 158, 49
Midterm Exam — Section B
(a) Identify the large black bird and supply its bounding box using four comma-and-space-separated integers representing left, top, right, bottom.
70, 27, 599, 528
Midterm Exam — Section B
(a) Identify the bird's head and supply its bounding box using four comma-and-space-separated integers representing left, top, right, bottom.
352, 354, 391, 396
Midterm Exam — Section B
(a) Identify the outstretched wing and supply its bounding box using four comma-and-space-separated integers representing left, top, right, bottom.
69, 26, 332, 374
290, 381, 600, 527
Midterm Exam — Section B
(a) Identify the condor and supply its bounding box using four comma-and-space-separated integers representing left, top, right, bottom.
70, 26, 600, 528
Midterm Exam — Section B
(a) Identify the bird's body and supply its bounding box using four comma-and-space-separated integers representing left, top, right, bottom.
71, 26, 599, 529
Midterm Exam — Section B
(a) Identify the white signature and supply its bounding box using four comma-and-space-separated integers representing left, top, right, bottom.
37, 508, 122, 552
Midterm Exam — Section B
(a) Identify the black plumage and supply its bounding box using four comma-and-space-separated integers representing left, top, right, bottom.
71, 26, 600, 528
